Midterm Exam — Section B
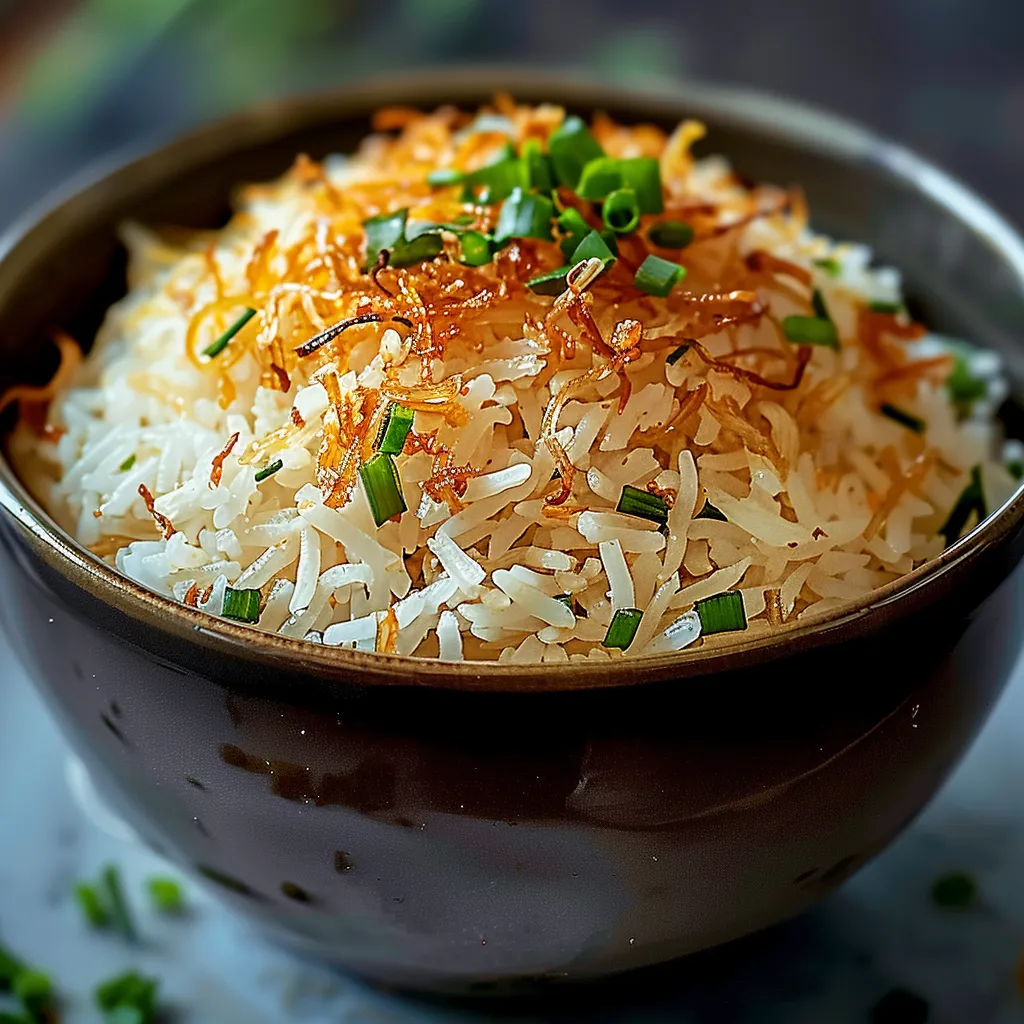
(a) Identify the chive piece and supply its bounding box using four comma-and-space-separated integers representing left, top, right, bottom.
0, 942, 24, 990
458, 231, 493, 266
649, 220, 694, 249
871, 988, 929, 1024
880, 403, 925, 433
389, 231, 444, 268
813, 257, 842, 277
254, 459, 284, 483
363, 208, 409, 265
812, 288, 830, 321
946, 351, 987, 407
222, 587, 261, 624
576, 157, 663, 213
575, 157, 624, 200
570, 229, 617, 269
931, 871, 976, 909
548, 115, 604, 189
363, 210, 444, 268
939, 465, 986, 546
695, 499, 728, 522
557, 207, 589, 236
202, 307, 256, 359
359, 453, 407, 527
666, 344, 689, 366
463, 150, 526, 204
635, 254, 687, 297
494, 188, 555, 243
94, 970, 159, 1022
119, 454, 137, 472
602, 188, 641, 234
101, 864, 136, 941
74, 882, 110, 928
869, 299, 906, 315
522, 138, 554, 192
377, 403, 415, 454
616, 484, 669, 526
427, 167, 464, 187
695, 591, 747, 635
603, 608, 643, 650
13, 969, 52, 1017
599, 228, 620, 256
526, 266, 571, 295
146, 877, 185, 915
782, 315, 838, 348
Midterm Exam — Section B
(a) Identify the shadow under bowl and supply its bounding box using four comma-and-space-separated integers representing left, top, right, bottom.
1, 70, 1024, 993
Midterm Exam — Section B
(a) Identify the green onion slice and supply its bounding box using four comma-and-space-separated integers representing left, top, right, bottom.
575, 157, 624, 200
939, 465, 985, 547
222, 587, 261, 624
74, 883, 110, 928
146, 877, 184, 915
359, 453, 407, 527
119, 454, 137, 472
649, 220, 694, 249
426, 167, 464, 187
782, 315, 838, 348
377, 403, 415, 454
101, 864, 136, 942
576, 156, 663, 213
635, 254, 687, 297
603, 607, 643, 650
869, 299, 906, 315
695, 499, 728, 521
363, 208, 408, 264
521, 138, 554, 192
494, 187, 555, 244
254, 459, 283, 483
602, 188, 641, 234
616, 484, 669, 525
880, 403, 925, 433
666, 344, 689, 366
463, 149, 526, 204
813, 257, 841, 277
458, 231, 493, 266
94, 970, 159, 1020
13, 969, 52, 1017
364, 208, 444, 269
946, 350, 988, 407
202, 307, 256, 359
548, 115, 604, 189
557, 206, 590, 257
570, 229, 617, 269
694, 590, 747, 635
526, 266, 571, 295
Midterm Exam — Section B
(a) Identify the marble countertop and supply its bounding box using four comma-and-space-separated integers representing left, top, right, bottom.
2, 627, 1024, 1023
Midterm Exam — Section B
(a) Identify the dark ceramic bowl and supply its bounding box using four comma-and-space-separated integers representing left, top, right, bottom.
1, 71, 1024, 994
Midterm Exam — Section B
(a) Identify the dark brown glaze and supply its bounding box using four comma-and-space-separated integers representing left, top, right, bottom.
0, 73, 1023, 991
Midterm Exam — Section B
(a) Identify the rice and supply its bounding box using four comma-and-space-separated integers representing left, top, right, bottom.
7, 100, 1019, 662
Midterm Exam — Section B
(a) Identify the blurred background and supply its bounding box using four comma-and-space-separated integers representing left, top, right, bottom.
0, 0, 1019, 229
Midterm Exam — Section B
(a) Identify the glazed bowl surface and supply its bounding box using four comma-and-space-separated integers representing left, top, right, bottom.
1, 70, 1024, 992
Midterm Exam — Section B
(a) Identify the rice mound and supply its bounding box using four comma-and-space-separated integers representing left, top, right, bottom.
9, 100, 1018, 663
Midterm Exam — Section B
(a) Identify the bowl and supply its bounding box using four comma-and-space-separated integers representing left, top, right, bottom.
1, 70, 1024, 994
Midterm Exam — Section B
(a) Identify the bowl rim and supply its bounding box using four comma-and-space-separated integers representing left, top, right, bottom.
1, 66, 1023, 691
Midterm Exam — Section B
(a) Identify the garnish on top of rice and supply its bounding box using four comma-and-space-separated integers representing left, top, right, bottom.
6, 97, 1020, 662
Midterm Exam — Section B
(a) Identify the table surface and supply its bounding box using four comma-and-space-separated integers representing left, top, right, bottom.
2, 628, 1024, 1024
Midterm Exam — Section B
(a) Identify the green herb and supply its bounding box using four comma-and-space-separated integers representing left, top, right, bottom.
576, 156, 663, 212
254, 459, 283, 483
666, 344, 689, 366
95, 970, 159, 1024
118, 454, 137, 472
548, 115, 604, 189
782, 315, 838, 348
101, 864, 136, 942
202, 307, 256, 359
695, 499, 728, 521
426, 167, 464, 187
575, 157, 624, 199
377, 403, 415, 454
812, 288, 830, 321
869, 299, 906, 315
363, 208, 443, 269
695, 591, 747, 635
813, 257, 842, 277
521, 138, 554, 192
930, 871, 976, 909
870, 987, 929, 1024
457, 231, 493, 266
946, 350, 988, 408
880, 403, 925, 433
12, 969, 52, 1017
602, 188, 641, 234
359, 453, 407, 527
635, 254, 687, 297
526, 266, 570, 295
222, 587, 261, 624
494, 188, 555, 244
939, 464, 985, 546
74, 882, 110, 928
603, 608, 643, 650
570, 229, 617, 270
649, 220, 694, 249
616, 485, 669, 525
146, 877, 185, 915
557, 205, 589, 241
463, 147, 526, 204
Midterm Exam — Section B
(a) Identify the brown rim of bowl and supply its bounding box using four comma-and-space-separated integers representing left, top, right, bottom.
1, 67, 1023, 692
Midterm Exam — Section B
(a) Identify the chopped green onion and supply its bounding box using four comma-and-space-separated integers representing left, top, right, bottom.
694, 591, 747, 635
101, 864, 136, 942
813, 257, 842, 277
599, 228, 619, 255
616, 484, 669, 525
666, 344, 689, 366
494, 188, 555, 244
521, 138, 554, 192
95, 970, 159, 1023
570, 229, 617, 269
869, 299, 906, 315
548, 115, 604, 189
939, 465, 985, 546
146, 877, 185, 915
363, 208, 408, 264
930, 871, 976, 909
202, 307, 256, 359
576, 157, 663, 213
635, 254, 687, 297
695, 500, 728, 521
603, 608, 643, 650
118, 454, 137, 472
649, 220, 694, 249
222, 587, 261, 624
812, 288, 830, 321
13, 969, 52, 1017
359, 453, 407, 527
464, 149, 526, 204
74, 882, 110, 928
880, 403, 925, 433
557, 206, 589, 236
390, 231, 444, 268
254, 459, 283, 483
458, 231, 493, 266
377, 403, 415, 454
575, 157, 624, 200
602, 188, 641, 234
782, 315, 838, 348
526, 266, 570, 295
364, 208, 443, 269
946, 351, 988, 407
426, 167, 464, 187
